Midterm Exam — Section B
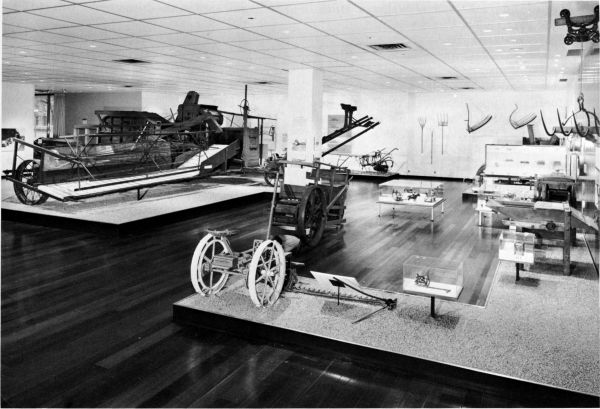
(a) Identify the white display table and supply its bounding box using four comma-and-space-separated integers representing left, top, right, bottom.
377, 179, 445, 222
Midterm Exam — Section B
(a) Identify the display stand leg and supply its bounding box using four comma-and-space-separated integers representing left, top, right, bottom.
431, 207, 434, 222
378, 203, 381, 217
516, 263, 521, 281
337, 286, 340, 305
430, 297, 436, 318
478, 211, 482, 226
564, 209, 571, 276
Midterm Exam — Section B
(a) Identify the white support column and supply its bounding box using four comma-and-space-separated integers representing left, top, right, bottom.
285, 68, 323, 186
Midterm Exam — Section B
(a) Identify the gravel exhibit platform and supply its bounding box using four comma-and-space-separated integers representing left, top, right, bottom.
175, 245, 599, 397
1, 176, 270, 232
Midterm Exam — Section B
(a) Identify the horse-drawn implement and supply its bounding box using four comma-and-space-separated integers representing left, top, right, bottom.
5, 89, 272, 205
271, 160, 350, 247
189, 158, 396, 318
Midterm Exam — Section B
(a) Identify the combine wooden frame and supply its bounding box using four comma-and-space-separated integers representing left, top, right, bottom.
271, 160, 350, 247
5, 130, 236, 205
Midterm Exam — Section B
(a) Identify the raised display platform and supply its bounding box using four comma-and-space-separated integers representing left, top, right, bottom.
174, 247, 599, 400
1, 176, 271, 235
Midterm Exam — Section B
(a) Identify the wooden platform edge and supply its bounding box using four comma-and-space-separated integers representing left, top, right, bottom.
1, 192, 271, 236
172, 302, 599, 408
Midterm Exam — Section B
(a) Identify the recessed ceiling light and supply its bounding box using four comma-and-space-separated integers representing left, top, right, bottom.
473, 68, 480, 71
282, 30, 290, 34
19, 50, 27, 54
504, 28, 513, 31
555, 54, 561, 57
510, 39, 517, 42
499, 13, 510, 17
496, 49, 503, 52
351, 55, 357, 59
225, 62, 233, 65
89, 44, 97, 48
443, 42, 452, 46
517, 55, 522, 58
483, 29, 492, 33
39, 79, 44, 82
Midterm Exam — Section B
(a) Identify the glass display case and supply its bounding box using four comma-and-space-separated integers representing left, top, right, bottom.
498, 231, 535, 264
402, 255, 463, 300
377, 180, 446, 221
379, 179, 443, 202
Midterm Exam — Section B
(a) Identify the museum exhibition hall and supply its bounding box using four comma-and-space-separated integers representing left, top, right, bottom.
1, 0, 599, 407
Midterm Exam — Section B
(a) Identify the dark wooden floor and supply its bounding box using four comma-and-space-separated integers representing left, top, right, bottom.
1, 180, 591, 407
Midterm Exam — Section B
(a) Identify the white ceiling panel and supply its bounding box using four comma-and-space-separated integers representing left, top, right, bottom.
196, 28, 266, 42
2, 24, 34, 34
207, 7, 297, 27
381, 11, 466, 31
145, 15, 232, 32
229, 38, 293, 50
101, 37, 168, 48
3, 12, 76, 30
311, 16, 390, 35
1, 0, 597, 94
350, 0, 453, 16
46, 26, 126, 40
86, 0, 190, 19
184, 42, 250, 54
252, 23, 325, 40
273, 0, 368, 22
142, 32, 214, 45
161, 0, 260, 14
458, 2, 549, 24
63, 41, 126, 51
2, 0, 70, 11
8, 30, 82, 44
92, 21, 176, 36
30, 5, 131, 24
2, 36, 44, 47
336, 30, 408, 45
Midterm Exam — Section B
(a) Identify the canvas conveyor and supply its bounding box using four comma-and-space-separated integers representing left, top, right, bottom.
37, 142, 239, 201
7, 136, 241, 204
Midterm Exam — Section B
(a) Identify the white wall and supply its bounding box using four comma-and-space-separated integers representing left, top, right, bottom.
1, 82, 36, 167
64, 91, 142, 134
318, 85, 595, 179
143, 82, 596, 180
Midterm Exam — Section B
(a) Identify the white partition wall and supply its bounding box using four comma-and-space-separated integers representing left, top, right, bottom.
1, 82, 35, 168
285, 68, 323, 186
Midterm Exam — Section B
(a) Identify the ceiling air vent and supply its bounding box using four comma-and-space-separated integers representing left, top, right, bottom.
113, 59, 149, 64
460, 87, 474, 89
559, 78, 568, 82
253, 81, 277, 85
567, 49, 582, 56
438, 76, 458, 80
123, 85, 133, 88
368, 43, 409, 51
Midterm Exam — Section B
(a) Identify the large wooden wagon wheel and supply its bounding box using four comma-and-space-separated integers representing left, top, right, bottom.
13, 159, 48, 205
190, 233, 232, 295
296, 185, 327, 247
248, 240, 286, 307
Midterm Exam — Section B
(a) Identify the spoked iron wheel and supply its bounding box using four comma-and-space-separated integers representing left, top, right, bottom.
13, 159, 48, 205
248, 240, 286, 307
296, 186, 327, 247
190, 234, 232, 295
264, 171, 277, 187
